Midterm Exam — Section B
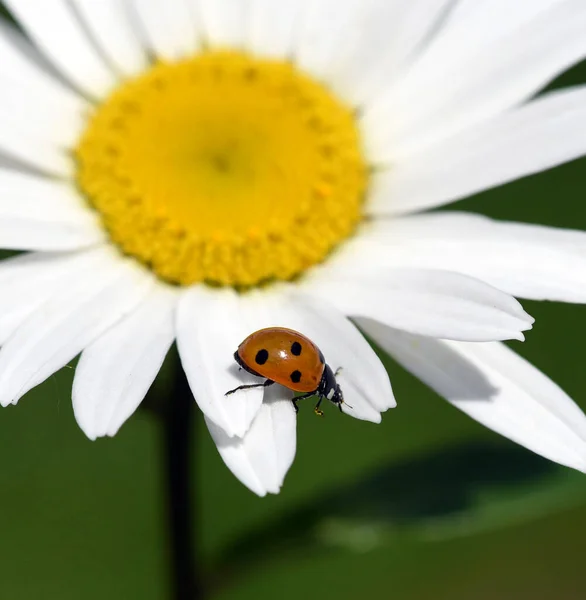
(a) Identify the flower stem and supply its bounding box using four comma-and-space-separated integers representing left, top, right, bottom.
164, 359, 202, 600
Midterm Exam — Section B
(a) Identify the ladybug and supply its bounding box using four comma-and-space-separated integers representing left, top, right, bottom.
225, 327, 345, 416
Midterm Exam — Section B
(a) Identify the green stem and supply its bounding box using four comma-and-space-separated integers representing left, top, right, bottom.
163, 361, 202, 599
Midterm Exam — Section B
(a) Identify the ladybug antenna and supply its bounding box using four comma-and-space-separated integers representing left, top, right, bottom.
339, 398, 353, 411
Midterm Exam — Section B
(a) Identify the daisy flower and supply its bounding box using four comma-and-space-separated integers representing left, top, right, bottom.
1, 0, 586, 496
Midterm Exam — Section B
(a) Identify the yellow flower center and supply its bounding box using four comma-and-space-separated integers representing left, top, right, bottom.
75, 52, 367, 287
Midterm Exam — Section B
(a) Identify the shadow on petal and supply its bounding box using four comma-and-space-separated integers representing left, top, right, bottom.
359, 319, 499, 401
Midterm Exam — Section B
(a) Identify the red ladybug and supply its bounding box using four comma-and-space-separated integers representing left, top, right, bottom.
225, 327, 344, 416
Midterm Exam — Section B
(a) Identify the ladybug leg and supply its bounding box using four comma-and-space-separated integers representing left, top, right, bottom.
290, 391, 315, 414
225, 379, 274, 396
335, 366, 343, 376
314, 396, 325, 418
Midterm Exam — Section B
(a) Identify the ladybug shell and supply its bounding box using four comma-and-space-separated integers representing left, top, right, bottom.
236, 327, 325, 393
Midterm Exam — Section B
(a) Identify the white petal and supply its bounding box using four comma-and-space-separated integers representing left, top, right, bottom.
327, 0, 453, 107
0, 248, 154, 407
0, 16, 63, 81
363, 322, 586, 473
0, 170, 104, 250
247, 0, 304, 59
437, 0, 565, 53
73, 286, 177, 440
198, 0, 251, 49
206, 383, 296, 496
4, 0, 118, 99
364, 0, 586, 160
130, 0, 200, 60
252, 289, 395, 422
0, 120, 73, 176
0, 86, 84, 151
304, 268, 533, 342
0, 249, 102, 345
71, 0, 148, 77
351, 211, 586, 303
294, 0, 362, 83
176, 286, 270, 438
0, 19, 87, 113
0, 22, 87, 149
0, 25, 78, 178
369, 86, 586, 214
334, 369, 386, 424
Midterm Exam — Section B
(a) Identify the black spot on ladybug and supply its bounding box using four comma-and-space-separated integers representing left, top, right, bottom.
255, 349, 269, 365
290, 370, 302, 383
291, 341, 302, 356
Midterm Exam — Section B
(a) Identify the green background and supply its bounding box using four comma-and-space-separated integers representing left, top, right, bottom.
1, 7, 586, 599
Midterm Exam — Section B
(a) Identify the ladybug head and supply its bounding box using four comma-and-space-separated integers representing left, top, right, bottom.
330, 383, 343, 407
320, 364, 344, 408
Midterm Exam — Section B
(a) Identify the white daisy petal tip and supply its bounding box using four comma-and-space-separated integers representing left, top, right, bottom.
206, 385, 297, 496
72, 286, 176, 441
1, 396, 15, 408
515, 301, 535, 326
335, 369, 394, 424
365, 324, 586, 475
340, 401, 382, 424
309, 268, 538, 343
510, 303, 535, 342
77, 424, 98, 443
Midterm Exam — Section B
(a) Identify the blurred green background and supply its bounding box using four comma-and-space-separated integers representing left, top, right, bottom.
1, 6, 586, 600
